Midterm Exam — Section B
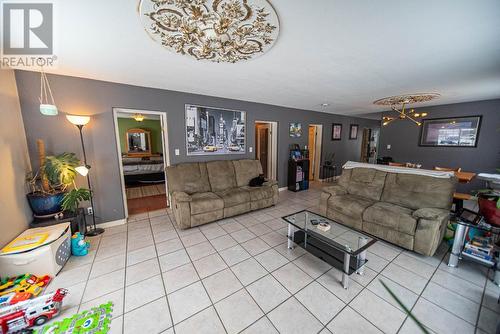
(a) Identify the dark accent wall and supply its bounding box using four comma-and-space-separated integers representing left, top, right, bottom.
379, 99, 500, 192
15, 70, 379, 223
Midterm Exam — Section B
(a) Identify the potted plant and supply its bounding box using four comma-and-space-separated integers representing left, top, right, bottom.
26, 139, 91, 217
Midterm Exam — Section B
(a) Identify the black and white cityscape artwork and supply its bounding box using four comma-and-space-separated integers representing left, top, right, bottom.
185, 105, 246, 155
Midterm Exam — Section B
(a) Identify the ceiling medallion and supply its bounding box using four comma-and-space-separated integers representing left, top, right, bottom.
139, 0, 280, 63
373, 93, 440, 126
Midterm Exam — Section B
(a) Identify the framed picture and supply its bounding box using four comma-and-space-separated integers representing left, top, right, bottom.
419, 116, 482, 147
185, 104, 246, 155
289, 122, 302, 138
349, 124, 358, 140
331, 123, 342, 140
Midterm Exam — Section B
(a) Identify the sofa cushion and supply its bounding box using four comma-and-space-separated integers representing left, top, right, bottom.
206, 161, 237, 192
232, 160, 263, 187
190, 192, 224, 215
328, 194, 374, 219
216, 188, 251, 207
166, 162, 211, 194
242, 185, 274, 201
381, 173, 456, 210
363, 202, 417, 235
345, 168, 388, 201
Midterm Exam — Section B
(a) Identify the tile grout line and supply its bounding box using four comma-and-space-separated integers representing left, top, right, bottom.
473, 268, 490, 334
76, 235, 104, 313
119, 215, 129, 334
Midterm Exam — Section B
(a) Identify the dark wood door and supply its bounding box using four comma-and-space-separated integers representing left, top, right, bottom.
256, 124, 269, 178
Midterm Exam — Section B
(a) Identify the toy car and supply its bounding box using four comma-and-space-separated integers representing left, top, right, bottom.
203, 145, 217, 152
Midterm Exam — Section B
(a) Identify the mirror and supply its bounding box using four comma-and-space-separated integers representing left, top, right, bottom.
126, 128, 151, 156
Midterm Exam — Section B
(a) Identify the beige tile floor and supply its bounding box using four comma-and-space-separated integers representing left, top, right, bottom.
44, 184, 499, 334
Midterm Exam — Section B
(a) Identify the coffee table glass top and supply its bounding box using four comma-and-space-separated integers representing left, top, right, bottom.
282, 210, 376, 256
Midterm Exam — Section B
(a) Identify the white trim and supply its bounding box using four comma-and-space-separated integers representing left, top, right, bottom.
278, 186, 288, 192
112, 108, 171, 219
97, 218, 127, 228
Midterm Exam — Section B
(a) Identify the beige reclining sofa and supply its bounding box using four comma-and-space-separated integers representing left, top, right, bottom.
319, 165, 456, 256
166, 159, 278, 229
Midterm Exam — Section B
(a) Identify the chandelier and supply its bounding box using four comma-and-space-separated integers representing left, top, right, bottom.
133, 113, 145, 122
139, 0, 280, 63
373, 93, 440, 126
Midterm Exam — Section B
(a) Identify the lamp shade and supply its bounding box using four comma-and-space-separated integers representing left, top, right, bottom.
66, 115, 90, 126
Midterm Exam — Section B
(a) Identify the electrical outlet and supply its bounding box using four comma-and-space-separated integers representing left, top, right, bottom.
387, 144, 391, 150
249, 147, 253, 153
87, 207, 93, 215
175, 149, 180, 156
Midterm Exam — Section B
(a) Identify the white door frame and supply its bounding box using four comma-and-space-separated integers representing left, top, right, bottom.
308, 124, 323, 181
255, 120, 278, 181
113, 108, 171, 219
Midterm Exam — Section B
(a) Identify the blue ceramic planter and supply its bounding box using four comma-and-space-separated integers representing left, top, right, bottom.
26, 192, 65, 216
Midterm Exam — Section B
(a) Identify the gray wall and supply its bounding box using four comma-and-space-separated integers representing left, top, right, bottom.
15, 70, 379, 223
379, 99, 500, 192
0, 70, 32, 247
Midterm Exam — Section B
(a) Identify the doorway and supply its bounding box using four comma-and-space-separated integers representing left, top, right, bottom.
113, 108, 170, 217
255, 121, 278, 180
308, 124, 323, 181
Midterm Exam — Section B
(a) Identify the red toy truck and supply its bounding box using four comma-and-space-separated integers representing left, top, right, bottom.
0, 288, 67, 333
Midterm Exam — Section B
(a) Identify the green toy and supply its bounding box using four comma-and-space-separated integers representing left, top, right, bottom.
35, 302, 113, 334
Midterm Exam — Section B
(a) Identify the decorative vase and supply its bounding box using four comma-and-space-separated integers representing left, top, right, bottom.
478, 196, 500, 227
26, 192, 65, 217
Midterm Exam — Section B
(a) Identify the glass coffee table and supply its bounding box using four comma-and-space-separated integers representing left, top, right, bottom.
282, 210, 377, 289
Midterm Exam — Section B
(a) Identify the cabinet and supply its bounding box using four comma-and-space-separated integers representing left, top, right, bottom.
288, 159, 310, 192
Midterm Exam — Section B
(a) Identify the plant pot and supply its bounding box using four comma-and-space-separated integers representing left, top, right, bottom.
26, 192, 65, 217
478, 196, 500, 227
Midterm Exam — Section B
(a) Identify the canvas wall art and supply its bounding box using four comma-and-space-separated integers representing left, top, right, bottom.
332, 123, 342, 140
349, 124, 359, 140
185, 104, 246, 155
289, 123, 302, 138
419, 116, 481, 147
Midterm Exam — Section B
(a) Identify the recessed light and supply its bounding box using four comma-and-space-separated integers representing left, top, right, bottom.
320, 103, 330, 107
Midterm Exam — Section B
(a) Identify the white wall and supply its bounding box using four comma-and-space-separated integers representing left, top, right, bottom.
0, 70, 32, 247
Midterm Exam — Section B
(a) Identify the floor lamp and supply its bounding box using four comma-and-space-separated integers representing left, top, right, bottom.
66, 115, 105, 236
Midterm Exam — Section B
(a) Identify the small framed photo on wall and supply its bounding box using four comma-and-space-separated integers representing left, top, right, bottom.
349, 124, 359, 140
331, 123, 342, 140
289, 122, 302, 138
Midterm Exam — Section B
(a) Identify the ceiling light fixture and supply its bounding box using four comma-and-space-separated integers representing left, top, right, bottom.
139, 0, 280, 63
133, 113, 145, 122
374, 93, 439, 127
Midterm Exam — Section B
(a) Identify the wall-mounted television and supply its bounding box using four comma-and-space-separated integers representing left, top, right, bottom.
419, 116, 481, 147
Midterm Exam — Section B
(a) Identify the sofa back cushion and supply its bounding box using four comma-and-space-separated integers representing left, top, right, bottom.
166, 162, 211, 194
206, 160, 237, 192
341, 168, 388, 201
381, 173, 456, 210
232, 160, 264, 187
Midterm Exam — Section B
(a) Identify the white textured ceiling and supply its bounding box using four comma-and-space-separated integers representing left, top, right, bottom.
25, 0, 500, 115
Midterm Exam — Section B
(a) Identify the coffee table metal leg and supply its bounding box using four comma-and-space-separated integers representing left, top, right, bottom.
448, 223, 467, 267
287, 223, 295, 249
342, 253, 350, 289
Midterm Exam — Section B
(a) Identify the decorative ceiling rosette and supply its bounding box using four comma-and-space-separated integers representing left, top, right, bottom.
373, 93, 441, 106
139, 0, 280, 63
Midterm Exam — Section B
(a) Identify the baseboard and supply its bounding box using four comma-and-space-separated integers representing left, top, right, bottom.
278, 187, 288, 192
97, 218, 127, 228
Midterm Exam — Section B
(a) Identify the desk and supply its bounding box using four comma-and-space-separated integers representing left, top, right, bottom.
455, 171, 476, 183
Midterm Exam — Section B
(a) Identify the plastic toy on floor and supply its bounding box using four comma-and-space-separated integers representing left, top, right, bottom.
0, 274, 52, 305
0, 288, 67, 333
34, 302, 113, 334
71, 232, 89, 256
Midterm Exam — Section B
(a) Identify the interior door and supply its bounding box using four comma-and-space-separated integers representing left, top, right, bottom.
360, 128, 371, 162
256, 123, 270, 178
308, 126, 316, 180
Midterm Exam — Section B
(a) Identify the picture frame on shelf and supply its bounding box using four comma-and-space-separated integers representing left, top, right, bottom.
289, 122, 302, 138
349, 124, 358, 140
331, 123, 342, 140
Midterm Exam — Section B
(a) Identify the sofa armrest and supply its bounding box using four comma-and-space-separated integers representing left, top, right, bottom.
412, 208, 449, 220
322, 185, 347, 196
413, 208, 450, 256
172, 191, 192, 202
263, 180, 278, 187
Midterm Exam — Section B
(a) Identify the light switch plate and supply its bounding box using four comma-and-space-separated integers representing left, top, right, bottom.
387, 144, 391, 150
249, 147, 253, 153
175, 149, 180, 156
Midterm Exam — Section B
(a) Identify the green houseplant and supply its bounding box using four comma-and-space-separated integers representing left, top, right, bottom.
26, 139, 91, 216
